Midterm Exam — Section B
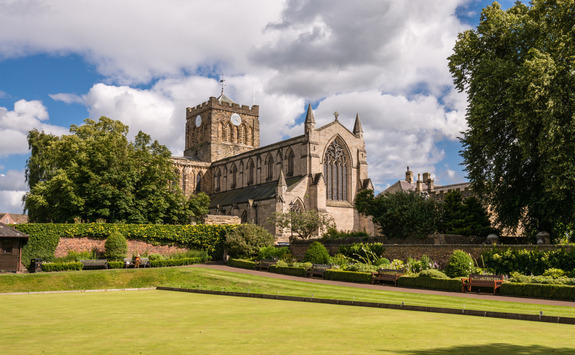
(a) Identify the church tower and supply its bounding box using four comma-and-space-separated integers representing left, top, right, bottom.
184, 93, 260, 162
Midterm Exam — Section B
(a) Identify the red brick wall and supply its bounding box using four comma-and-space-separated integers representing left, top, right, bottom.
55, 237, 188, 258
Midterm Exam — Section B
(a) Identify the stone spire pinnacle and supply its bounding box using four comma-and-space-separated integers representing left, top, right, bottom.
353, 113, 363, 137
304, 103, 315, 135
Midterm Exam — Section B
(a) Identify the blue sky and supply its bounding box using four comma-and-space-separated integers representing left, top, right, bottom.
0, 0, 521, 213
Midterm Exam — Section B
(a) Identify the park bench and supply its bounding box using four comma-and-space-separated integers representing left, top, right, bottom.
80, 259, 109, 269
123, 257, 151, 268
305, 264, 334, 278
461, 274, 505, 294
371, 269, 404, 286
254, 259, 277, 271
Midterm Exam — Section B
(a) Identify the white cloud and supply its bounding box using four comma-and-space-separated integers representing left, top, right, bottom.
0, 190, 26, 214
49, 93, 84, 104
0, 169, 27, 213
0, 100, 68, 156
0, 169, 27, 191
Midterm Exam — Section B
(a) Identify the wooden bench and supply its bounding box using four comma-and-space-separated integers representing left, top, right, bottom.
371, 269, 404, 286
80, 259, 109, 269
254, 259, 277, 271
124, 257, 151, 268
462, 274, 505, 294
305, 264, 333, 278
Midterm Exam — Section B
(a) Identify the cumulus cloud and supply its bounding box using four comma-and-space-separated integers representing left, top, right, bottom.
0, 190, 26, 214
0, 100, 68, 156
0, 170, 27, 214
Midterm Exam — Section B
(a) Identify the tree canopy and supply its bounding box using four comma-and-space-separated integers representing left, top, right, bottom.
449, 0, 575, 237
270, 209, 335, 243
439, 191, 495, 237
24, 117, 208, 224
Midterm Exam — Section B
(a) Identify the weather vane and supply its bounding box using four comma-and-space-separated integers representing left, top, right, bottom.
219, 74, 226, 95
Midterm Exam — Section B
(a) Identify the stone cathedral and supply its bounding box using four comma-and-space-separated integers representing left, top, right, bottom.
171, 93, 375, 240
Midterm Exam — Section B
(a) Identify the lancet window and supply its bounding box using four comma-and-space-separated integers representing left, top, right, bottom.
324, 139, 349, 201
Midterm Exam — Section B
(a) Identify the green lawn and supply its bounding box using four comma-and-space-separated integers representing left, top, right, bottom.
3, 266, 574, 318
0, 290, 573, 354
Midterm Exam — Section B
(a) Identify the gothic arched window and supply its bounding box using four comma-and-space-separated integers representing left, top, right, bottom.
215, 168, 221, 192
265, 154, 274, 181
196, 172, 202, 193
286, 148, 295, 177
240, 125, 246, 144
230, 163, 238, 189
324, 138, 349, 201
241, 210, 248, 223
247, 159, 255, 185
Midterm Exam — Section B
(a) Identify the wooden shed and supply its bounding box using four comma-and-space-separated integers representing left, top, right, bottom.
0, 222, 29, 273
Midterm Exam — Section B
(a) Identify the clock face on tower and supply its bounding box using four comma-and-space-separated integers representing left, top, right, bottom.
195, 115, 202, 127
231, 113, 241, 126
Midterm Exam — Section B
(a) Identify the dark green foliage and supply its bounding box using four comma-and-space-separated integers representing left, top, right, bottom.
508, 272, 575, 285
323, 269, 372, 284
227, 258, 256, 270
24, 117, 196, 224
322, 228, 369, 240
271, 210, 336, 242
258, 246, 290, 260
15, 223, 233, 266
303, 241, 330, 264
397, 275, 462, 292
107, 261, 124, 269
338, 243, 385, 264
54, 250, 97, 263
482, 248, 575, 275
41, 262, 83, 272
225, 224, 274, 259
449, 1, 575, 236
444, 250, 474, 278
354, 190, 439, 239
187, 193, 210, 223
406, 254, 435, 273
105, 232, 128, 261
440, 191, 495, 237
268, 265, 307, 277
149, 257, 202, 267
417, 269, 450, 279
501, 282, 575, 301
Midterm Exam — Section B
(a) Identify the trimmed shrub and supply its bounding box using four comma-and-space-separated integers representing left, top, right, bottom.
304, 241, 330, 264
108, 261, 124, 269
444, 250, 474, 278
269, 265, 307, 277
324, 269, 372, 284
150, 257, 202, 267
481, 247, 575, 276
338, 243, 385, 264
397, 275, 462, 292
225, 224, 274, 259
104, 232, 128, 261
501, 282, 575, 301
418, 269, 450, 279
227, 258, 256, 270
543, 268, 566, 279
41, 262, 83, 272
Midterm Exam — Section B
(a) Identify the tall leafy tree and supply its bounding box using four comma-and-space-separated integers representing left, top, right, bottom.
449, 0, 575, 237
24, 117, 196, 224
439, 191, 495, 237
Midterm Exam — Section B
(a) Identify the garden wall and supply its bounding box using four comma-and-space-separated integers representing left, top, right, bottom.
55, 237, 188, 258
289, 242, 575, 268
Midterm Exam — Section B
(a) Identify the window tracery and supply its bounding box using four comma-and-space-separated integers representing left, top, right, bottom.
324, 139, 349, 201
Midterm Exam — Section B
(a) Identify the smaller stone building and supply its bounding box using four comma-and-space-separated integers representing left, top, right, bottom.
0, 222, 28, 272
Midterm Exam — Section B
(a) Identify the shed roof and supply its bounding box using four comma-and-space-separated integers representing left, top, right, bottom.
0, 222, 29, 238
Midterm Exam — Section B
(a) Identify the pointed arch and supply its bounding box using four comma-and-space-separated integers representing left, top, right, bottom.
230, 163, 238, 189
285, 147, 295, 177
196, 172, 202, 193
264, 153, 274, 181
241, 210, 248, 223
214, 168, 221, 192
290, 198, 305, 212
323, 136, 351, 201
240, 124, 247, 144
247, 158, 255, 185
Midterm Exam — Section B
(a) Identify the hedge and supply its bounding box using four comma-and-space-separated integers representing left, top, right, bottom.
227, 258, 256, 270
397, 275, 462, 292
269, 265, 307, 277
482, 247, 575, 275
14, 223, 236, 267
150, 257, 202, 268
108, 261, 124, 269
501, 282, 575, 301
324, 269, 372, 284
41, 262, 83, 272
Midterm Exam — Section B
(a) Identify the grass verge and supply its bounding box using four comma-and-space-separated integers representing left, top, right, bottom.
1, 266, 574, 318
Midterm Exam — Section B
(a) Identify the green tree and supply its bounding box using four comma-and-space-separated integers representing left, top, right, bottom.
187, 192, 210, 223
270, 209, 335, 243
24, 117, 192, 224
354, 190, 439, 239
225, 224, 275, 259
440, 191, 495, 237
449, 1, 575, 237
104, 231, 128, 261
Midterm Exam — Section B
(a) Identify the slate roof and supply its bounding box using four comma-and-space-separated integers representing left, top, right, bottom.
209, 175, 306, 208
0, 222, 29, 238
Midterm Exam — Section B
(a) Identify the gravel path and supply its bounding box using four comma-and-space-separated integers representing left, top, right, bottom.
192, 264, 575, 307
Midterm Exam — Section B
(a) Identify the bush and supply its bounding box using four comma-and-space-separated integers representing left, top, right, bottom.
397, 275, 461, 292
41, 262, 83, 272
150, 257, 202, 267
322, 228, 370, 240
104, 232, 128, 261
543, 268, 566, 279
269, 265, 307, 277
304, 241, 330, 264
406, 254, 435, 274
108, 261, 124, 269
338, 243, 385, 264
417, 269, 450, 279
227, 258, 256, 270
444, 250, 474, 278
501, 282, 575, 301
225, 224, 274, 259
54, 250, 97, 263
324, 269, 372, 284
481, 247, 575, 276
345, 263, 378, 273
258, 246, 290, 260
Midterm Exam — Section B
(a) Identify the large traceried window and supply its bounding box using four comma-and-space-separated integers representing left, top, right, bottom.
324, 138, 349, 201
